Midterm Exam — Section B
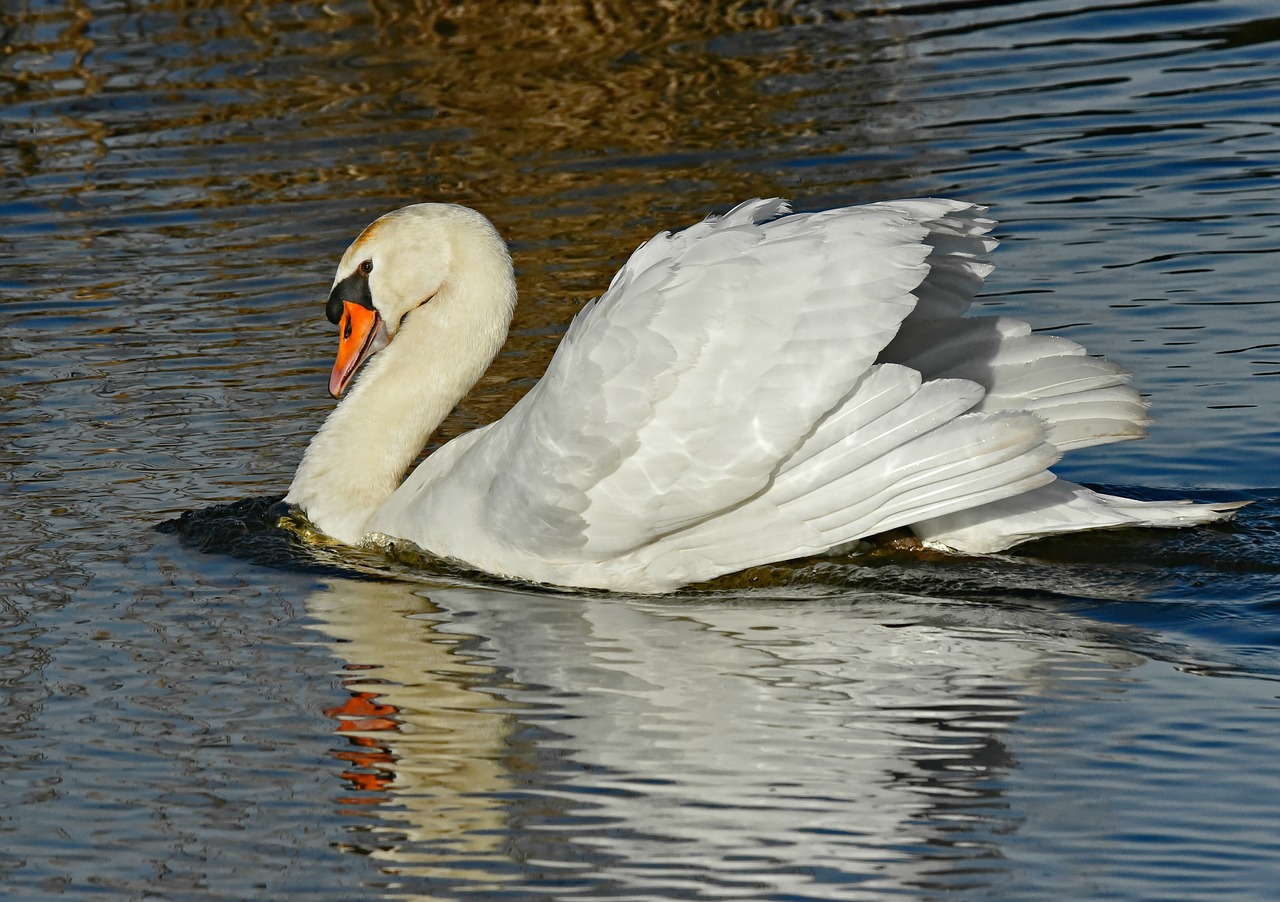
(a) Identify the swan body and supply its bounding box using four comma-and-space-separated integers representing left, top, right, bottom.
284, 199, 1241, 592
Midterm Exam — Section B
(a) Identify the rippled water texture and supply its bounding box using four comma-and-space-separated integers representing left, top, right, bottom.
3, 1, 1280, 900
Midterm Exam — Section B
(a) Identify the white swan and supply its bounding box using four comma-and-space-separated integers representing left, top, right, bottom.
284, 198, 1241, 592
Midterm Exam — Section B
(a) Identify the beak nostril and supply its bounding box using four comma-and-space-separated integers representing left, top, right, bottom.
343, 313, 352, 340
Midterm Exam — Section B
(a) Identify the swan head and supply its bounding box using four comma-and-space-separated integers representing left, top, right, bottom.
323, 203, 515, 398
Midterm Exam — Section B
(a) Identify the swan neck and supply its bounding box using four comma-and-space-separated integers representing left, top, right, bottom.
285, 234, 515, 543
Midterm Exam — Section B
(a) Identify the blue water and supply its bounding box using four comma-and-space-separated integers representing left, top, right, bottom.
3, 1, 1280, 899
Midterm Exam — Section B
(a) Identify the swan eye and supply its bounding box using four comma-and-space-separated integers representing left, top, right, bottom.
360, 259, 373, 275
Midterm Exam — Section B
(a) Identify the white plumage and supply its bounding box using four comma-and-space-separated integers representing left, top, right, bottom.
283, 198, 1241, 592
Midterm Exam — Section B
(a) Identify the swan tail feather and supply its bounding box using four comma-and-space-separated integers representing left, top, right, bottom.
909, 480, 1246, 553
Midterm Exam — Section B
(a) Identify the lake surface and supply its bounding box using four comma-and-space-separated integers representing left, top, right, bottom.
3, 0, 1280, 899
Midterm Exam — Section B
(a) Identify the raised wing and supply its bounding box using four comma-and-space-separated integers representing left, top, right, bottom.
434, 198, 999, 560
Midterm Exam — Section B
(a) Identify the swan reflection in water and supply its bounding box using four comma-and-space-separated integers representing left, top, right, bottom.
303, 578, 1145, 898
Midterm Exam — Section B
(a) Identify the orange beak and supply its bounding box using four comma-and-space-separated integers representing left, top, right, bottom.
329, 302, 388, 399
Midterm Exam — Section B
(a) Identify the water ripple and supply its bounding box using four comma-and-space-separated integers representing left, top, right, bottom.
5, 1, 1280, 900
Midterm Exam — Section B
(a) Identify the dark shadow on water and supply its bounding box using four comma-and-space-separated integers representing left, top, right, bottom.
155, 496, 565, 592
156, 496, 389, 582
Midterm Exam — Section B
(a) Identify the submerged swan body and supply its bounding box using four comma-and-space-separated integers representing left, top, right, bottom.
284, 199, 1241, 592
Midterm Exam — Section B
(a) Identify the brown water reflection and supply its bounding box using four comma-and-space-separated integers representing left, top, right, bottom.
4, 1, 872, 203
5, 0, 921, 446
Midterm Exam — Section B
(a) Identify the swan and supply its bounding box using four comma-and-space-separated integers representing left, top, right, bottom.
283, 198, 1242, 592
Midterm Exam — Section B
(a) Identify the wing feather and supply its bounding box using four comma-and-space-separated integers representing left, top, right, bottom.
880, 313, 1150, 453
458, 199, 994, 559
637, 372, 1059, 586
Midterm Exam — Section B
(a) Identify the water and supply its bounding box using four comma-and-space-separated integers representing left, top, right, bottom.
3, 0, 1280, 899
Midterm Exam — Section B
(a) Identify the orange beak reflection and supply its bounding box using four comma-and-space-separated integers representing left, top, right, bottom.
329, 302, 388, 399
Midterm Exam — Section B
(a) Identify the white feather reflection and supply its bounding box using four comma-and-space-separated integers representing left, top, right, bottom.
305, 581, 1143, 898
